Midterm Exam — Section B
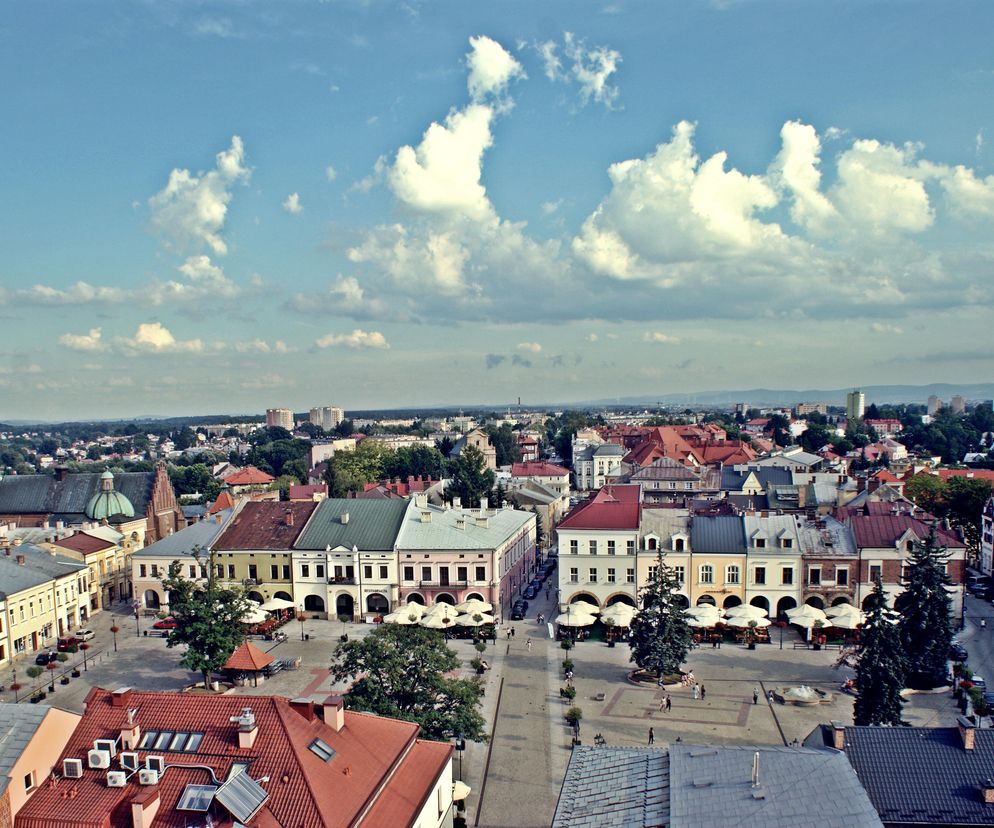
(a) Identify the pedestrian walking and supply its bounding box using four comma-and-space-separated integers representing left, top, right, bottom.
700, 685, 706, 700
768, 690, 775, 705
648, 727, 654, 745
692, 683, 700, 700
526, 638, 532, 652
666, 695, 672, 712
507, 629, 512, 640
983, 618, 988, 630
511, 628, 516, 639
752, 687, 759, 704
545, 587, 550, 600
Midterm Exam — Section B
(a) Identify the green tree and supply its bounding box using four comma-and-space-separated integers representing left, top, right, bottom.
446, 445, 495, 507
854, 579, 906, 725
945, 476, 993, 554
161, 549, 250, 688
384, 444, 446, 481
330, 625, 486, 741
270, 474, 299, 500
904, 473, 947, 516
628, 550, 692, 678
895, 524, 954, 689
486, 424, 522, 467
325, 440, 390, 497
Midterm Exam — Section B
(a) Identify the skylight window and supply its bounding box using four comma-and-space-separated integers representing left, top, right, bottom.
178, 784, 218, 812
137, 730, 205, 753
308, 738, 336, 763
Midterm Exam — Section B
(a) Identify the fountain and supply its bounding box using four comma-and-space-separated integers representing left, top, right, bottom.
779, 685, 833, 705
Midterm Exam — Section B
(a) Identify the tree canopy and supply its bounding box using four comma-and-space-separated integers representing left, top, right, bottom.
330, 624, 486, 741
628, 550, 692, 678
162, 550, 250, 687
896, 524, 954, 689
854, 579, 907, 726
445, 444, 495, 507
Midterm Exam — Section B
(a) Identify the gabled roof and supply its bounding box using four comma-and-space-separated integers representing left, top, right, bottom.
288, 483, 327, 500
14, 688, 450, 828
223, 641, 274, 671
224, 466, 275, 486
0, 543, 88, 596
850, 514, 965, 550
396, 500, 535, 550
937, 469, 994, 483
51, 531, 117, 555
721, 466, 792, 492
132, 509, 234, 559
0, 703, 51, 799
294, 499, 408, 551
630, 457, 700, 481
0, 471, 158, 518
208, 489, 235, 514
510, 462, 569, 478
690, 515, 747, 555
557, 485, 641, 531
214, 501, 318, 550
807, 723, 994, 826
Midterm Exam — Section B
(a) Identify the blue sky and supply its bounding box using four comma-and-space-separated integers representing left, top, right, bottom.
2, 1, 993, 420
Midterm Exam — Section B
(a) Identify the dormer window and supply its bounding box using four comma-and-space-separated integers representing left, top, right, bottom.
674, 537, 685, 552
755, 538, 766, 549
781, 538, 792, 549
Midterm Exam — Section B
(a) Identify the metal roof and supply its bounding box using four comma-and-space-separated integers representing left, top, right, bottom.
690, 516, 746, 555
0, 471, 155, 518
0, 703, 50, 798
396, 500, 534, 550
0, 543, 88, 595
294, 498, 408, 551
132, 509, 234, 559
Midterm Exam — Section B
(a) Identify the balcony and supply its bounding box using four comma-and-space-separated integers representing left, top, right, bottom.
328, 577, 356, 585
242, 578, 260, 586
415, 579, 471, 588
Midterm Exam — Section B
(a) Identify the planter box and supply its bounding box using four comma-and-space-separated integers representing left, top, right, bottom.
60, 677, 70, 685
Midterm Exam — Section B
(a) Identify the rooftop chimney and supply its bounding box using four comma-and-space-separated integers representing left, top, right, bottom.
285, 510, 294, 527
480, 497, 488, 512
751, 751, 760, 787
830, 721, 845, 751
981, 779, 994, 805
55, 465, 69, 482
231, 707, 259, 749
453, 496, 462, 509
130, 789, 161, 828
112, 687, 133, 708
16, 554, 25, 566
341, 512, 349, 525
959, 716, 977, 751
319, 696, 345, 732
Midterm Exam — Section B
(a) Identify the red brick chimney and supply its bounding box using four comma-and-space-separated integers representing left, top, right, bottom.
959, 716, 976, 751
111, 687, 133, 708
289, 698, 315, 721
130, 790, 160, 828
830, 721, 845, 751
285, 510, 294, 527
318, 696, 345, 732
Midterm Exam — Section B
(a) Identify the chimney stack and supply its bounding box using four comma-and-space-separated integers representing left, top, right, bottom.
319, 696, 345, 732
285, 510, 294, 527
112, 687, 134, 708
231, 707, 259, 749
830, 721, 846, 751
981, 779, 994, 805
289, 698, 315, 721
129, 789, 161, 828
55, 465, 69, 482
341, 512, 349, 525
959, 716, 976, 751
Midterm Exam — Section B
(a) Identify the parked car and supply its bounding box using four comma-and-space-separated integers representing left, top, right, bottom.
524, 585, 539, 600
34, 651, 57, 665
56, 636, 79, 651
75, 629, 95, 641
510, 605, 526, 620
949, 643, 969, 662
152, 617, 178, 630
971, 675, 987, 691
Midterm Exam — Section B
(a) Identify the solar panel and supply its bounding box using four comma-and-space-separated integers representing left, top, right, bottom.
214, 771, 269, 823
177, 783, 218, 812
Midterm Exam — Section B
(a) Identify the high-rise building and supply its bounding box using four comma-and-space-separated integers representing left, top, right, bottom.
310, 405, 345, 431
927, 395, 941, 416
951, 395, 966, 415
845, 390, 865, 421
266, 407, 295, 430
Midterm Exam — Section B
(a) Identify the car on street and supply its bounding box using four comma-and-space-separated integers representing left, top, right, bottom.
75, 628, 95, 641
949, 643, 969, 662
971, 675, 987, 691
524, 585, 539, 600
510, 605, 526, 620
34, 651, 57, 665
152, 617, 178, 630
56, 636, 79, 651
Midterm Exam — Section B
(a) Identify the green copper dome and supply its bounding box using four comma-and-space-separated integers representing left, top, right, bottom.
85, 470, 136, 521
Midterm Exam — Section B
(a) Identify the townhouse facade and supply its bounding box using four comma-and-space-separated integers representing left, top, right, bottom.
573, 443, 624, 491
982, 496, 994, 577
46, 528, 133, 613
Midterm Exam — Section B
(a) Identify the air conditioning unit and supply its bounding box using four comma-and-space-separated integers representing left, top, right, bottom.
145, 756, 165, 774
119, 752, 139, 772
88, 749, 111, 769
138, 769, 159, 785
63, 758, 83, 779
106, 771, 127, 788
94, 738, 117, 757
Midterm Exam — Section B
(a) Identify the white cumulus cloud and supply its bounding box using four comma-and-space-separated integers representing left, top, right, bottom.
517, 341, 542, 353
118, 322, 204, 354
466, 35, 526, 108
643, 331, 680, 344
148, 135, 251, 256
282, 192, 303, 214
315, 329, 390, 349
58, 328, 108, 352
539, 33, 622, 109
16, 281, 131, 305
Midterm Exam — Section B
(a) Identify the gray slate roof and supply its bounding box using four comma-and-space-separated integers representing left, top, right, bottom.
396, 501, 534, 551
631, 458, 701, 481
552, 746, 670, 828
668, 743, 882, 828
720, 466, 793, 492
0, 543, 88, 597
132, 509, 233, 559
0, 704, 51, 798
811, 724, 994, 826
294, 498, 408, 551
690, 516, 746, 555
0, 471, 155, 520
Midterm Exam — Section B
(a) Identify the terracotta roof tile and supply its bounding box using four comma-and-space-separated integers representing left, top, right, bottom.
214, 501, 318, 550
51, 531, 116, 555
510, 462, 569, 477
224, 466, 275, 486
223, 641, 274, 671
558, 485, 641, 531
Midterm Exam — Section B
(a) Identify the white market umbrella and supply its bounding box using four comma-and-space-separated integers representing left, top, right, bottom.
602, 606, 636, 627
568, 600, 601, 616
455, 599, 494, 614
555, 609, 597, 627
686, 606, 723, 622
453, 780, 471, 801
457, 613, 495, 628
425, 603, 461, 622
384, 607, 424, 624
421, 614, 457, 629
242, 607, 268, 624
725, 616, 772, 629
259, 598, 296, 612
786, 604, 828, 625
688, 617, 716, 629
724, 604, 768, 620
826, 603, 863, 620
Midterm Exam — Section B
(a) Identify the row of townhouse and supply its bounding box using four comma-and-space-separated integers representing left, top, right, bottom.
555, 484, 966, 618
133, 494, 537, 623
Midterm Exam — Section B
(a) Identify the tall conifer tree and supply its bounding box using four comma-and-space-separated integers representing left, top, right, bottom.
854, 578, 907, 726
629, 550, 692, 678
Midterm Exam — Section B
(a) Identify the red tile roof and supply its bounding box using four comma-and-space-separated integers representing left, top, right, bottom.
224, 466, 275, 486
936, 469, 994, 483
557, 484, 641, 531
214, 501, 318, 550
208, 489, 236, 515
510, 462, 569, 478
288, 483, 327, 500
223, 641, 274, 671
872, 470, 901, 483
850, 514, 965, 550
51, 531, 116, 555
14, 689, 451, 828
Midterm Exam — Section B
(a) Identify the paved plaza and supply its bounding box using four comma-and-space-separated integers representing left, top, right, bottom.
0, 599, 976, 828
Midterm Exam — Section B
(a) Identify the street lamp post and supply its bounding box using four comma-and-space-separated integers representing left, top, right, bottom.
298, 607, 307, 641
133, 600, 141, 637
110, 625, 119, 653
454, 733, 465, 780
